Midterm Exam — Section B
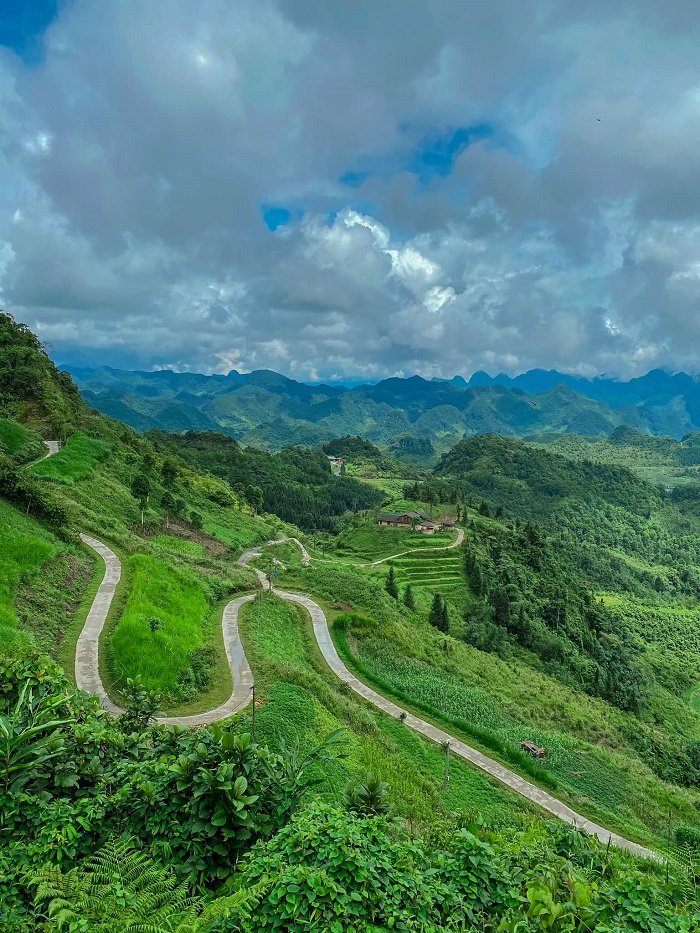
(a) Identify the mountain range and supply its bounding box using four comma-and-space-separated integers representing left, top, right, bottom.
65, 364, 700, 458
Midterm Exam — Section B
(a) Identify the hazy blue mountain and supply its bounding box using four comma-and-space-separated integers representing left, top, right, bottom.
65, 363, 700, 458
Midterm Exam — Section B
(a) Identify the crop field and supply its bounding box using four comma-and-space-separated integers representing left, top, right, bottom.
32, 431, 111, 483
392, 552, 465, 593
353, 635, 699, 847
238, 595, 536, 825
107, 554, 211, 702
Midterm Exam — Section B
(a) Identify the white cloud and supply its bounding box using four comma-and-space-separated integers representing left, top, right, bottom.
1, 0, 700, 378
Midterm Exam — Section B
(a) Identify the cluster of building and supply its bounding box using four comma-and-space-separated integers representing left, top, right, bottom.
377, 510, 455, 535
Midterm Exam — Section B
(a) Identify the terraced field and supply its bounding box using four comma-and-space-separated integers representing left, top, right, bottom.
392, 550, 465, 594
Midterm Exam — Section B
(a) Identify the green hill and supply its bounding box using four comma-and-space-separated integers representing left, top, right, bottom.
3, 316, 700, 929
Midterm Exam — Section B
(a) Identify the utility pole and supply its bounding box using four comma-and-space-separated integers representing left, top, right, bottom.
251, 683, 256, 738
268, 556, 274, 591
442, 741, 450, 788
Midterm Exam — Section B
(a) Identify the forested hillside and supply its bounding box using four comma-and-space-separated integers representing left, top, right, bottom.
528, 425, 700, 487
69, 360, 700, 459
67, 363, 644, 461
2, 313, 700, 930
147, 429, 384, 530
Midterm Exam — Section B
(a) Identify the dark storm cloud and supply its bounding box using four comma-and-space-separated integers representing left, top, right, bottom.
1, 0, 700, 379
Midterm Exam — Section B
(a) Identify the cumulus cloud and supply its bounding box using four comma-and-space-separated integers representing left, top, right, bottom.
1, 0, 700, 378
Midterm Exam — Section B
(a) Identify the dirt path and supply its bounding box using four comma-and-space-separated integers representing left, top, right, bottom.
77, 534, 254, 725
239, 541, 656, 860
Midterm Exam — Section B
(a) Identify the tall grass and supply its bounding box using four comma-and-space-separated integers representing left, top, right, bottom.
0, 418, 45, 463
108, 555, 209, 699
0, 513, 54, 647
32, 431, 111, 483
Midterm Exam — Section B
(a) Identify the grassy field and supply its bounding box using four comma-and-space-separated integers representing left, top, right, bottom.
0, 417, 45, 463
31, 431, 111, 483
332, 514, 456, 562
107, 554, 212, 702
237, 594, 538, 826
0, 498, 95, 658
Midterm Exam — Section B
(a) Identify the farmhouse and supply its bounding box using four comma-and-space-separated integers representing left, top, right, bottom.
377, 510, 432, 530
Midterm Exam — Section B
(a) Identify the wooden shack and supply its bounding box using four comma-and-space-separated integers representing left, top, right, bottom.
520, 740, 546, 760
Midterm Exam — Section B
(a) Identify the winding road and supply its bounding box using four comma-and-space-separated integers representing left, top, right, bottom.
74, 529, 655, 859
78, 535, 254, 725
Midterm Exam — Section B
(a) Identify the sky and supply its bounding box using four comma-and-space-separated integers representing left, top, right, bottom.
1, 0, 700, 382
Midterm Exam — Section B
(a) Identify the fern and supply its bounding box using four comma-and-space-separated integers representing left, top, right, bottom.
31, 838, 201, 932
31, 838, 265, 933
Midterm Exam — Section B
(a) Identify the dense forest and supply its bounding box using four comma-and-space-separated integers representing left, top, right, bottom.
148, 429, 383, 531
461, 518, 648, 713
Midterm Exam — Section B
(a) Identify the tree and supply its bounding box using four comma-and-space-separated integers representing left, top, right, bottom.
428, 593, 448, 633
131, 473, 150, 525
161, 458, 178, 487
142, 450, 156, 473
246, 485, 264, 514
440, 598, 449, 633
189, 511, 203, 530
479, 501, 490, 517
160, 491, 175, 528
403, 584, 416, 611
385, 566, 399, 600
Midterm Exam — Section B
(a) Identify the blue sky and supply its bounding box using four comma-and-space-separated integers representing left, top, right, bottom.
0, 0, 57, 63
1, 0, 700, 381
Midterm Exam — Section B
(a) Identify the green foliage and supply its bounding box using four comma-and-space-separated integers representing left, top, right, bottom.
0, 312, 84, 435
384, 565, 399, 600
428, 593, 448, 633
0, 418, 45, 464
0, 451, 75, 534
0, 682, 74, 794
130, 472, 150, 502
403, 583, 416, 611
343, 773, 392, 817
30, 837, 202, 933
148, 430, 383, 531
462, 518, 648, 712
118, 678, 162, 733
32, 432, 111, 484
231, 803, 696, 932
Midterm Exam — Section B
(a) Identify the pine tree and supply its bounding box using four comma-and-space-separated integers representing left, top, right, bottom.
440, 598, 449, 633
403, 584, 416, 611
385, 566, 399, 600
428, 593, 443, 632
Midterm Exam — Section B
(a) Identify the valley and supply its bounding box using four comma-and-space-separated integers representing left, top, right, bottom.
2, 313, 699, 930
